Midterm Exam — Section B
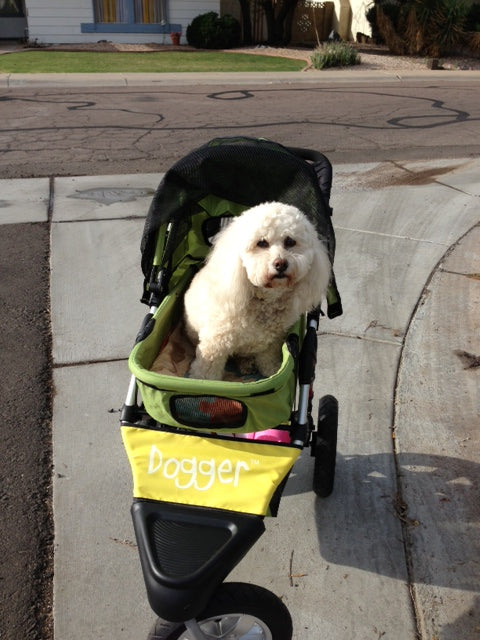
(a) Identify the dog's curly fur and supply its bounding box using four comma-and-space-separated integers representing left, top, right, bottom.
184, 201, 331, 380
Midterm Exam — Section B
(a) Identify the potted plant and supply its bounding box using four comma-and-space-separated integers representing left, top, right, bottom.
170, 31, 181, 46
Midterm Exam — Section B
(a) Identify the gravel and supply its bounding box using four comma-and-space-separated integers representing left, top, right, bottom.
236, 43, 480, 71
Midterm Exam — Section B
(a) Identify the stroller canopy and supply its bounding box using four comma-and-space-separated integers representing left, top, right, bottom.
140, 136, 341, 318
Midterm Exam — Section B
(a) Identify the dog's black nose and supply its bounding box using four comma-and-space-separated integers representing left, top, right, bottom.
274, 258, 288, 273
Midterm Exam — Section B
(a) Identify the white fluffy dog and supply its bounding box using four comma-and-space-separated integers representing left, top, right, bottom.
184, 201, 331, 380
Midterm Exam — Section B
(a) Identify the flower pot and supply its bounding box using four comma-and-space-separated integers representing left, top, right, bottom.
170, 34, 180, 46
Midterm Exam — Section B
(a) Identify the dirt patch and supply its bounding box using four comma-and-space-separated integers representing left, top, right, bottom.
335, 162, 469, 191
386, 165, 463, 186
0, 222, 53, 640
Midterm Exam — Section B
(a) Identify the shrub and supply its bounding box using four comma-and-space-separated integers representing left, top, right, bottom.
412, 0, 468, 55
366, 4, 382, 42
186, 12, 241, 49
467, 31, 480, 53
465, 1, 480, 31
375, 0, 469, 56
311, 42, 361, 69
376, 3, 408, 54
366, 1, 404, 44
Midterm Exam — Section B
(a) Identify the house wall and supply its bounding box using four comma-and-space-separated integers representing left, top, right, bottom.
171, 1, 219, 34
25, 0, 220, 45
220, 0, 373, 45
330, 0, 373, 41
0, 16, 28, 39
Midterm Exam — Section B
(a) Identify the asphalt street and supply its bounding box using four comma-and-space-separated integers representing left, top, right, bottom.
2, 72, 480, 178
0, 70, 479, 640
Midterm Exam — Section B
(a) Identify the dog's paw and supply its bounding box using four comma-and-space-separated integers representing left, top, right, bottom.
255, 350, 282, 379
235, 356, 257, 375
188, 356, 225, 381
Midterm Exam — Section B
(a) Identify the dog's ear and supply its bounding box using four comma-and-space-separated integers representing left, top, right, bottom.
296, 241, 332, 312
206, 218, 252, 307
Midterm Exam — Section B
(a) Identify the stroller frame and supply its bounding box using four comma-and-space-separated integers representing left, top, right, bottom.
121, 137, 341, 640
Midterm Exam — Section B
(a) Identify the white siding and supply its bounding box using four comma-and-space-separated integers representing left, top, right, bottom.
169, 0, 218, 24
169, 0, 219, 42
25, 0, 220, 44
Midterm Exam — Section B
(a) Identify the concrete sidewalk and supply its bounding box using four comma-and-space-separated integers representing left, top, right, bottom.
1, 159, 478, 639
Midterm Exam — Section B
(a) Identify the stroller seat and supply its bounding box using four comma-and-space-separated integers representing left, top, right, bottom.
149, 322, 263, 383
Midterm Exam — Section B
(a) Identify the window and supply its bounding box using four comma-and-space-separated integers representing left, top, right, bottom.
134, 0, 166, 24
0, 0, 25, 18
84, 0, 173, 32
92, 0, 166, 24
93, 0, 127, 23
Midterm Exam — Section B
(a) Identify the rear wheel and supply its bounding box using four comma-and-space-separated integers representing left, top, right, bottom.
147, 582, 292, 640
312, 395, 338, 497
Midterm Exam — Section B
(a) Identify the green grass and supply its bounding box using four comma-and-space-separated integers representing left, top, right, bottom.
0, 50, 305, 73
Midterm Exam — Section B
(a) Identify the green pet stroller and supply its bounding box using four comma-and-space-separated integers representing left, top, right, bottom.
121, 136, 342, 640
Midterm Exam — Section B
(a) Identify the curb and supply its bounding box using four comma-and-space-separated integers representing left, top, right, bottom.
2, 69, 480, 88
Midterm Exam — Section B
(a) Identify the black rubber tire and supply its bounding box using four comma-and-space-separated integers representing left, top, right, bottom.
147, 582, 293, 640
312, 394, 338, 497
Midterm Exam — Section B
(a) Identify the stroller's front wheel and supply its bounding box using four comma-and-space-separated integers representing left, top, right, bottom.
147, 582, 292, 640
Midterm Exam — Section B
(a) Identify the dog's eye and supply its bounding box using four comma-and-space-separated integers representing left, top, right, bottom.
257, 239, 269, 248
284, 237, 296, 248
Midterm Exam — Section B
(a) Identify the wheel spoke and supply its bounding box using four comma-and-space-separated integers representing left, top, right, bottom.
201, 615, 239, 638
230, 615, 264, 637
198, 614, 271, 639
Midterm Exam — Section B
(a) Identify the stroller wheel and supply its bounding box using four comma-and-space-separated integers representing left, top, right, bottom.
147, 582, 292, 640
312, 395, 338, 498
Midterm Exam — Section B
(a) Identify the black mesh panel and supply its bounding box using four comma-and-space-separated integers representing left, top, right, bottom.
171, 395, 247, 429
149, 517, 231, 578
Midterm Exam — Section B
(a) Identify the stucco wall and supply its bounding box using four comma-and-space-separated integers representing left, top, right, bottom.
25, 0, 219, 44
330, 0, 373, 41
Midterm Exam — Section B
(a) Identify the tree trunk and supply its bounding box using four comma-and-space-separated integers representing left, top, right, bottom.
262, 0, 300, 46
238, 0, 253, 45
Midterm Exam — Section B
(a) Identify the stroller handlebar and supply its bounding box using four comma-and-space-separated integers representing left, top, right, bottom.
287, 146, 333, 208
286, 146, 329, 164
